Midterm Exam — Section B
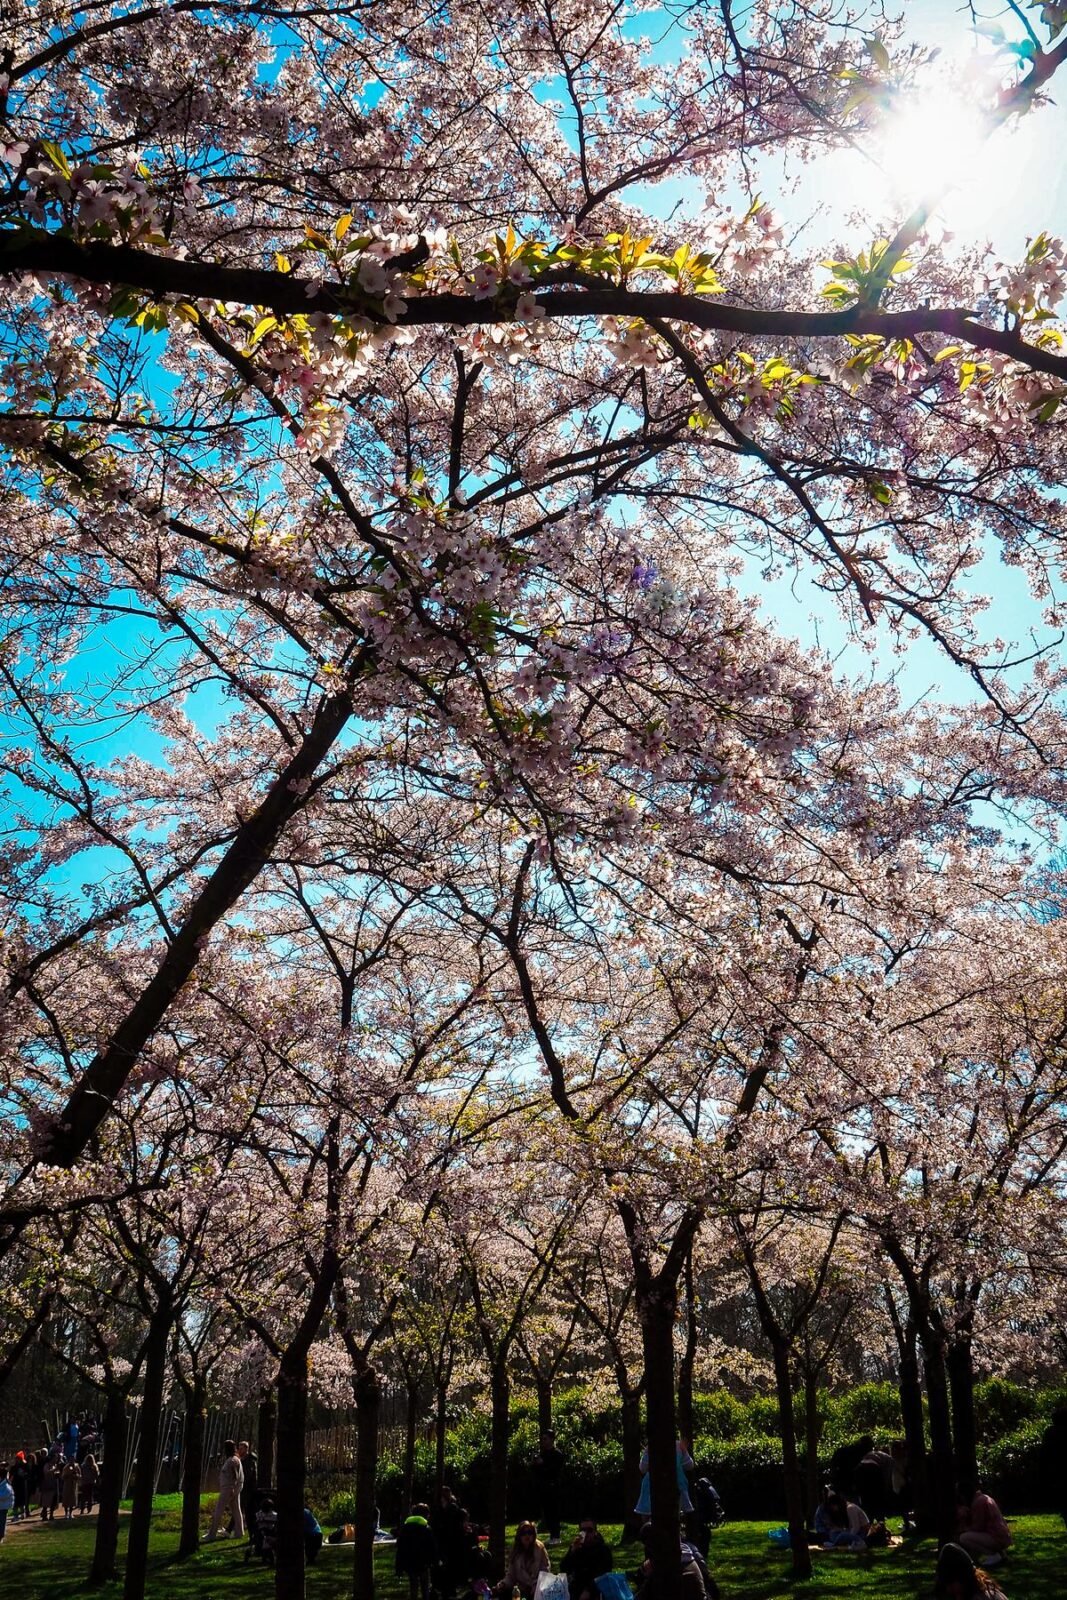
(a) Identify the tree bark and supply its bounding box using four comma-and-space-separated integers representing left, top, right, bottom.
179, 1375, 207, 1557
402, 1369, 418, 1510
677, 1247, 697, 1447
637, 1281, 683, 1599
769, 1341, 811, 1578
488, 1361, 510, 1567
123, 1302, 174, 1600
535, 1372, 553, 1441
921, 1333, 957, 1547
353, 1364, 381, 1600
948, 1338, 978, 1492
258, 1386, 277, 1488
90, 1384, 128, 1584
619, 1377, 643, 1534
435, 1380, 448, 1498
802, 1366, 821, 1526
275, 1345, 312, 1600
897, 1322, 931, 1534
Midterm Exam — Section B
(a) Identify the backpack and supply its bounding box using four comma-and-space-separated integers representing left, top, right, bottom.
864, 1520, 889, 1548
693, 1479, 725, 1527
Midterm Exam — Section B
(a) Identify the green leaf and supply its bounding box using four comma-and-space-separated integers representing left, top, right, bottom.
865, 36, 891, 73
41, 141, 72, 178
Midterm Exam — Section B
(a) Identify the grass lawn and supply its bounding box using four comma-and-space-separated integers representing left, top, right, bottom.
0, 1500, 1062, 1599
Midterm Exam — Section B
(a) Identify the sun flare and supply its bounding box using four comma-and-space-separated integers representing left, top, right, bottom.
875, 95, 990, 203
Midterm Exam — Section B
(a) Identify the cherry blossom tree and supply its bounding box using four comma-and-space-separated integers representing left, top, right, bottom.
3, 1, 1067, 1263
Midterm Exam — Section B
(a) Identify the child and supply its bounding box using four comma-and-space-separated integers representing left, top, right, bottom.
396, 1502, 438, 1600
255, 1496, 278, 1567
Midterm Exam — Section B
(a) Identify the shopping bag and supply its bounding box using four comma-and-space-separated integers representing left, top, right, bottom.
534, 1574, 569, 1600
594, 1573, 633, 1600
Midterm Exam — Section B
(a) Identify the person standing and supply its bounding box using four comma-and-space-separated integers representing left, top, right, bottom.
429, 1485, 470, 1600
206, 1440, 244, 1540
38, 1454, 59, 1521
237, 1443, 258, 1544
532, 1430, 565, 1545
61, 1458, 80, 1518
854, 1443, 893, 1521
395, 1502, 438, 1600
79, 1453, 100, 1514
0, 1464, 14, 1543
10, 1455, 29, 1522
635, 1437, 695, 1517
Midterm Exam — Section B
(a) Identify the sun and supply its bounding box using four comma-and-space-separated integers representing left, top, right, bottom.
874, 94, 991, 206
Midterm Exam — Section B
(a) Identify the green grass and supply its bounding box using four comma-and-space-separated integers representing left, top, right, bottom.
0, 1500, 1062, 1599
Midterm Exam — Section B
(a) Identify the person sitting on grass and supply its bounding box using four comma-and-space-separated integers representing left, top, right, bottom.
560, 1519, 613, 1600
814, 1487, 868, 1549
935, 1541, 1009, 1599
396, 1502, 439, 1600
956, 1481, 1012, 1568
633, 1530, 706, 1600
304, 1505, 323, 1565
494, 1520, 551, 1598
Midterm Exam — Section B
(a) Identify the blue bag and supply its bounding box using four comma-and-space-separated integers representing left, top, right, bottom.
595, 1574, 633, 1600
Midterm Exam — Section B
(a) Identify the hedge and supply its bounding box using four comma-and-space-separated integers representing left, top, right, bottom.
324, 1378, 1067, 1526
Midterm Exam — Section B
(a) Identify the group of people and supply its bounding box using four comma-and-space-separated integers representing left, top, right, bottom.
0, 1444, 101, 1530
205, 1437, 323, 1568
390, 1487, 720, 1600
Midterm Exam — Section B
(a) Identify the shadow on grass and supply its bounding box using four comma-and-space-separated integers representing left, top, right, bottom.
0, 1506, 1061, 1600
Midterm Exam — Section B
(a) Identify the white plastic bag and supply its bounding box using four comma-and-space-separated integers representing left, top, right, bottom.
535, 1573, 570, 1600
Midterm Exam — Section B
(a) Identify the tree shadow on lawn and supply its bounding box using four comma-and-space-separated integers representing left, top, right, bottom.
0, 1513, 1062, 1600
721, 1518, 1064, 1600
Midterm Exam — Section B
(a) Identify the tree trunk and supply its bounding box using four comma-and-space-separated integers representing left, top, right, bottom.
434, 1380, 448, 1498
921, 1334, 957, 1547
947, 1338, 978, 1493
402, 1370, 418, 1510
353, 1364, 381, 1600
535, 1371, 553, 1440
770, 1341, 811, 1578
620, 1378, 643, 1534
179, 1376, 207, 1557
275, 1345, 311, 1600
90, 1384, 127, 1584
123, 1303, 174, 1600
638, 1281, 683, 1599
897, 1324, 931, 1534
802, 1367, 821, 1526
258, 1387, 277, 1487
677, 1248, 697, 1447
488, 1361, 510, 1567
